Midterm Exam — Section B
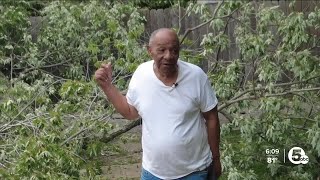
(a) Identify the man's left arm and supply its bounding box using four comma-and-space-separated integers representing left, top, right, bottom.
202, 105, 221, 178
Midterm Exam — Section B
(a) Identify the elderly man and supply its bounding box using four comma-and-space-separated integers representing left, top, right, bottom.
95, 28, 221, 180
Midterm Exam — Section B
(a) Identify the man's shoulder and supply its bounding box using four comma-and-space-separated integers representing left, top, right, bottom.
136, 60, 153, 70
134, 60, 153, 74
179, 60, 206, 77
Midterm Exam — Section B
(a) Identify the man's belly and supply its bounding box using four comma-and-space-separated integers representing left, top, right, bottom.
141, 123, 211, 179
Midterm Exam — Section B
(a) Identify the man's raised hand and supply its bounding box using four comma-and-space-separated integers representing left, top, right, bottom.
94, 62, 113, 89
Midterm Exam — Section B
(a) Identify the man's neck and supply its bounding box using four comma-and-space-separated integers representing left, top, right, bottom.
153, 64, 178, 85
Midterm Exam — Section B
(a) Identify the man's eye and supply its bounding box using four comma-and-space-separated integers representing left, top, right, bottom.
157, 49, 165, 52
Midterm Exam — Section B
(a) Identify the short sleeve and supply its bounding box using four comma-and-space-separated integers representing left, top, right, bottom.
126, 72, 138, 107
200, 78, 218, 112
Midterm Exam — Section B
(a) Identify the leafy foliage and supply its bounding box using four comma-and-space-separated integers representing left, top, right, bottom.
0, 1, 146, 178
187, 1, 320, 179
0, 0, 319, 179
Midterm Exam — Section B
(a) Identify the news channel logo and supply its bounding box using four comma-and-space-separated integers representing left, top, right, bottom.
287, 147, 309, 164
265, 147, 309, 164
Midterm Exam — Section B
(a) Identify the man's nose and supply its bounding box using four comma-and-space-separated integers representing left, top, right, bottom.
164, 50, 174, 59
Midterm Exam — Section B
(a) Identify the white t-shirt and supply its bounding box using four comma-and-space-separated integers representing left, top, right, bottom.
126, 60, 218, 179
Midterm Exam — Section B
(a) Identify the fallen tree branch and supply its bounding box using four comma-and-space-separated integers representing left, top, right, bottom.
230, 76, 320, 101
101, 118, 141, 144
219, 109, 233, 123
60, 128, 89, 146
218, 87, 320, 111
211, 15, 233, 73
178, 3, 197, 34
180, 0, 234, 45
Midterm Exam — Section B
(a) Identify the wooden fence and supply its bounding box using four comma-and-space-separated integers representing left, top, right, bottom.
137, 1, 319, 70
140, 1, 320, 37
29, 0, 320, 71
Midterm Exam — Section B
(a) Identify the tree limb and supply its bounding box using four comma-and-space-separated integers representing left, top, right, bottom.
60, 128, 89, 146
178, 2, 197, 34
230, 16, 257, 34
218, 87, 320, 111
211, 16, 232, 72
13, 59, 73, 71
0, 80, 63, 133
219, 109, 233, 123
180, 0, 229, 45
101, 118, 141, 144
230, 76, 320, 101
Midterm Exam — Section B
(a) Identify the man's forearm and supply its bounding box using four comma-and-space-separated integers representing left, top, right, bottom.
101, 84, 137, 120
207, 116, 220, 159
204, 107, 222, 178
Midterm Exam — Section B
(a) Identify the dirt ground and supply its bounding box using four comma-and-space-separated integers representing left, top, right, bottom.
101, 114, 228, 180
101, 124, 142, 179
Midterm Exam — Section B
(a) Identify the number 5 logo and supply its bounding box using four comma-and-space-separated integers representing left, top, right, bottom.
288, 147, 309, 164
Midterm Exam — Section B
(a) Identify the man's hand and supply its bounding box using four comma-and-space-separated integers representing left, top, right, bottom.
94, 62, 139, 120
207, 158, 221, 180
94, 62, 112, 89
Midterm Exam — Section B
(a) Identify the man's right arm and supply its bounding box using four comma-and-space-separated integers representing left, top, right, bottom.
100, 84, 139, 120
95, 63, 139, 120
